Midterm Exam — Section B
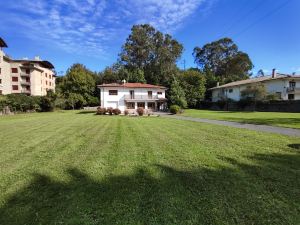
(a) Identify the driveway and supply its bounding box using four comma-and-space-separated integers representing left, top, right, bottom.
160, 114, 300, 137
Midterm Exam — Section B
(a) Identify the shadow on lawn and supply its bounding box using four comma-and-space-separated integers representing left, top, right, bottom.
1, 152, 299, 225
77, 111, 97, 114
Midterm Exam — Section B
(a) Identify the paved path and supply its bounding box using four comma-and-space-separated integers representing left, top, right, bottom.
160, 114, 300, 137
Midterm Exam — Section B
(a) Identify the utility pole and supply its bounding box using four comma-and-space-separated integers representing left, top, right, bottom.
182, 59, 186, 71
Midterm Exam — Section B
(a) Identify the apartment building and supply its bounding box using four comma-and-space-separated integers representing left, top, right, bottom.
0, 37, 55, 96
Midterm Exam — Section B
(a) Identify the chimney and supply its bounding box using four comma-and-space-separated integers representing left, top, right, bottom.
34, 56, 41, 61
272, 68, 276, 78
217, 82, 220, 87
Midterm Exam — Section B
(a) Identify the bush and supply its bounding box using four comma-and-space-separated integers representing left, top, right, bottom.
113, 108, 121, 115
170, 105, 180, 114
107, 107, 113, 115
136, 107, 144, 116
96, 107, 106, 115
124, 109, 129, 115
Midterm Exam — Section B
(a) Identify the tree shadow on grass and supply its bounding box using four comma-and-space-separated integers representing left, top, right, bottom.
76, 111, 97, 115
1, 152, 299, 225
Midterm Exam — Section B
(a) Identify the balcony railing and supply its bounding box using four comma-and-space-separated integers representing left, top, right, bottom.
20, 80, 30, 85
287, 87, 300, 93
21, 89, 31, 94
124, 94, 159, 100
20, 73, 30, 77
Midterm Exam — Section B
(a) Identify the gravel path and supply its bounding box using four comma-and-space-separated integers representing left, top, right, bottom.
161, 114, 300, 137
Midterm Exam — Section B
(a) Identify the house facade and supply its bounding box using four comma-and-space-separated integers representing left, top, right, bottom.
98, 82, 167, 112
210, 70, 300, 102
0, 37, 55, 96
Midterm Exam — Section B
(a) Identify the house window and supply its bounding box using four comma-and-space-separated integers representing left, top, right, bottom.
49, 75, 51, 79
137, 102, 145, 108
288, 94, 294, 100
109, 90, 118, 95
126, 102, 135, 109
148, 91, 152, 99
228, 89, 233, 93
25, 69, 30, 74
0, 68, 1, 74
46, 81, 48, 85
0, 79, 1, 84
157, 92, 162, 95
45, 73, 47, 77
12, 85, 18, 90
12, 77, 18, 82
276, 92, 281, 99
11, 68, 18, 73
148, 102, 155, 109
289, 81, 296, 88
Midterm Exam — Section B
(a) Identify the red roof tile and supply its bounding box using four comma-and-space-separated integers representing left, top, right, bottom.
98, 83, 166, 89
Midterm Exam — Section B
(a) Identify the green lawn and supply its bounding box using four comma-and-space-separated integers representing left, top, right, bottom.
0, 111, 299, 225
183, 109, 300, 129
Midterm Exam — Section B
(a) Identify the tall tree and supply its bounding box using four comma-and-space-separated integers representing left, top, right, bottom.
193, 38, 253, 88
179, 69, 206, 108
119, 24, 183, 86
169, 78, 187, 108
57, 64, 98, 108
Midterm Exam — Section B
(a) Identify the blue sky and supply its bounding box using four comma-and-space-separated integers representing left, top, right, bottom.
0, 0, 299, 76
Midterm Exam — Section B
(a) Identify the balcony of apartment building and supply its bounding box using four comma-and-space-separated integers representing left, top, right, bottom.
286, 86, 300, 94
20, 78, 31, 86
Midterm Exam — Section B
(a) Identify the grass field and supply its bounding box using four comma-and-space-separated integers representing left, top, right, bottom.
183, 109, 300, 129
0, 111, 299, 225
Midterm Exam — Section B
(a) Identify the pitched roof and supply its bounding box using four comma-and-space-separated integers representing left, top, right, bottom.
98, 83, 166, 89
0, 37, 8, 48
209, 74, 300, 90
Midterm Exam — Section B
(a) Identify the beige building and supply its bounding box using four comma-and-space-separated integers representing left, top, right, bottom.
0, 37, 55, 96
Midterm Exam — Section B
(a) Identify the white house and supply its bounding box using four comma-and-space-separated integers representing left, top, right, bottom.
210, 70, 300, 102
97, 82, 167, 112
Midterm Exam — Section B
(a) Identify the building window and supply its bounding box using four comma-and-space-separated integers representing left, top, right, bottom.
46, 81, 48, 85
148, 102, 155, 109
289, 81, 296, 88
45, 73, 47, 77
26, 77, 30, 82
109, 90, 118, 95
288, 94, 294, 100
12, 85, 19, 90
0, 68, 1, 74
12, 77, 18, 82
157, 92, 162, 95
26, 69, 30, 74
49, 75, 51, 79
228, 89, 233, 93
49, 82, 51, 86
276, 92, 281, 99
126, 102, 135, 109
26, 86, 30, 91
11, 68, 18, 73
137, 102, 145, 108
0, 79, 1, 84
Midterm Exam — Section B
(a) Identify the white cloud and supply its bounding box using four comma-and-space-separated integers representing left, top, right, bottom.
1, 0, 210, 57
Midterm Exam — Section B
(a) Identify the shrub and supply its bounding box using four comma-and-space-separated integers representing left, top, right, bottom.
124, 109, 129, 115
170, 105, 180, 114
107, 107, 113, 115
113, 108, 121, 115
96, 107, 106, 115
136, 107, 144, 116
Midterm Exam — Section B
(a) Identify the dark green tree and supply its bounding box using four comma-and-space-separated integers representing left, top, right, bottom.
119, 24, 183, 86
193, 38, 253, 88
180, 69, 206, 108
169, 78, 187, 108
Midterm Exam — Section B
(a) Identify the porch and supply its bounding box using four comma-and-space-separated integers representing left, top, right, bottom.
125, 99, 167, 112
